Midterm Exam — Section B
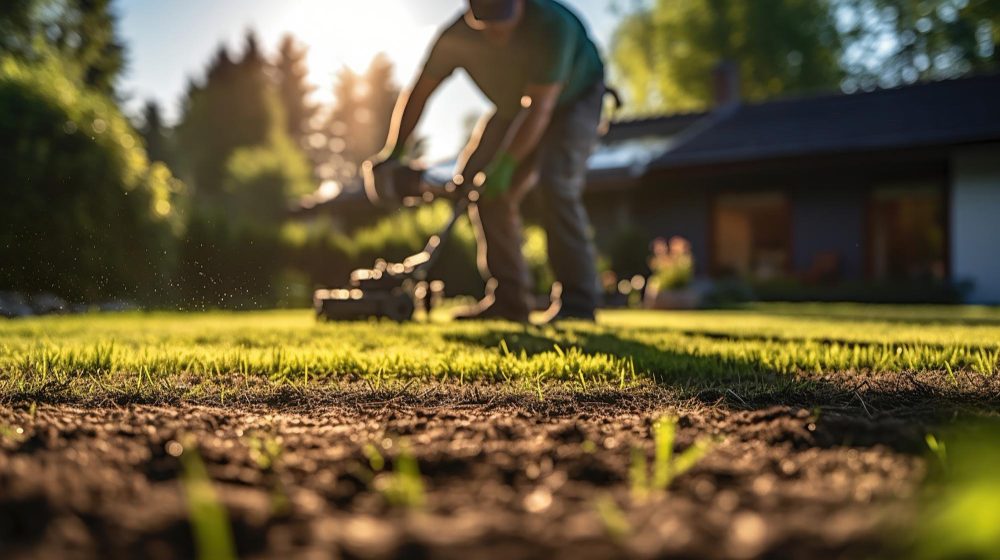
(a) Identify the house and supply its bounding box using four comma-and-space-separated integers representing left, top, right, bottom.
299, 71, 1000, 304
586, 71, 1000, 304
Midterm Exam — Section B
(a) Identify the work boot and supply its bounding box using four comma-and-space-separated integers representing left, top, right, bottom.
453, 298, 530, 323
536, 300, 596, 325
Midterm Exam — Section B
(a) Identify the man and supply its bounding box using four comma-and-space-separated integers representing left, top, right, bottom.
369, 0, 605, 323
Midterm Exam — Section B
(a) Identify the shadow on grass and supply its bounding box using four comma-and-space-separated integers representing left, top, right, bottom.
444, 328, 1000, 421
730, 304, 1000, 327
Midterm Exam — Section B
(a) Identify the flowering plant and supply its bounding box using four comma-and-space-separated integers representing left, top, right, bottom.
647, 237, 694, 291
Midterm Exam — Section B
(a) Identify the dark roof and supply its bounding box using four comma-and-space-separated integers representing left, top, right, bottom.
587, 112, 711, 181
649, 72, 1000, 169
602, 112, 706, 142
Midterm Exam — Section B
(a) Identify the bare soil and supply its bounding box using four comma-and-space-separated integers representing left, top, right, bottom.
1, 375, 997, 560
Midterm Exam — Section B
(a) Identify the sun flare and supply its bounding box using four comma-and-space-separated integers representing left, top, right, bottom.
271, 1, 439, 105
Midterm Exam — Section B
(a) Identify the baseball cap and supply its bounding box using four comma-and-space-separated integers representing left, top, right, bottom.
469, 0, 517, 22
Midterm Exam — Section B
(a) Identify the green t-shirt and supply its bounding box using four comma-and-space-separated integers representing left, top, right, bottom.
423, 0, 604, 118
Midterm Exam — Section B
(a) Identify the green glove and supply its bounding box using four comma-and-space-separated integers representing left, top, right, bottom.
482, 151, 518, 200
370, 143, 408, 168
377, 143, 408, 164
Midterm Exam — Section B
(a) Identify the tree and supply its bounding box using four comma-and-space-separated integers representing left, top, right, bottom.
139, 100, 174, 167
318, 54, 409, 183
67, 0, 126, 96
171, 30, 318, 308
274, 35, 317, 146
1, 0, 126, 97
836, 0, 1000, 90
0, 0, 35, 55
175, 32, 274, 198
611, 0, 844, 114
0, 54, 185, 302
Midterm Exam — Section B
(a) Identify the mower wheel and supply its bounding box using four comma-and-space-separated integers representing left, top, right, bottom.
383, 292, 416, 322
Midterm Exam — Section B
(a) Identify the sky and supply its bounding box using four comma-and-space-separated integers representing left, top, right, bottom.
117, 0, 623, 160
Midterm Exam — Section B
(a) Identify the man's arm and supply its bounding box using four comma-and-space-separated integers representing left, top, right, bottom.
464, 82, 563, 197
377, 71, 445, 159
503, 83, 563, 163
455, 112, 511, 185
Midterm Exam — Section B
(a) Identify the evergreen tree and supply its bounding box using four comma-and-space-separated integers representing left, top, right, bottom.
70, 0, 126, 95
139, 100, 174, 167
321, 54, 405, 183
323, 65, 365, 183
275, 34, 317, 145
175, 32, 274, 198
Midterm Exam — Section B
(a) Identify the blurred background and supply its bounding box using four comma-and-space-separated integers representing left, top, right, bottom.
2, 0, 999, 315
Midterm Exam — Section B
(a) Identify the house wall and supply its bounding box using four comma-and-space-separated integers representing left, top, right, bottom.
790, 187, 867, 279
585, 192, 633, 245
632, 186, 710, 274
586, 150, 958, 298
951, 144, 1000, 304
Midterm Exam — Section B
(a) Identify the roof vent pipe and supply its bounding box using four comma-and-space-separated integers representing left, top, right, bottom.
713, 60, 742, 110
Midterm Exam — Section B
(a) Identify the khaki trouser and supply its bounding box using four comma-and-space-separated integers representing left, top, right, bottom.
470, 81, 605, 317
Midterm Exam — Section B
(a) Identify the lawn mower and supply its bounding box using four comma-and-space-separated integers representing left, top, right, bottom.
313, 159, 474, 322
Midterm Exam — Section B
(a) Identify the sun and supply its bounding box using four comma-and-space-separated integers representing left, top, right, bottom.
271, 1, 435, 106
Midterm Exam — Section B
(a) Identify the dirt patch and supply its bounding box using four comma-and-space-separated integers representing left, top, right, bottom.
0, 382, 947, 560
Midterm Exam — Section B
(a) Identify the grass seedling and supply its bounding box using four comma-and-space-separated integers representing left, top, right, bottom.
245, 432, 282, 471
652, 416, 676, 490
244, 432, 289, 516
945, 362, 958, 386
370, 440, 425, 509
362, 441, 385, 472
594, 494, 631, 541
630, 416, 719, 501
179, 441, 237, 560
926, 433, 947, 468
973, 349, 999, 375
389, 443, 426, 508
629, 447, 649, 503
911, 424, 1000, 560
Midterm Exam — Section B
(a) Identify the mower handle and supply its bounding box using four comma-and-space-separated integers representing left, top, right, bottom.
404, 192, 471, 278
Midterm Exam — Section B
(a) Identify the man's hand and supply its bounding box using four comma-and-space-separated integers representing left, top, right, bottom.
472, 83, 561, 201
370, 72, 443, 171
368, 143, 408, 171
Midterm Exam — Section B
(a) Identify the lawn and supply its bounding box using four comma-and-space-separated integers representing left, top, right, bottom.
2, 304, 999, 401
1, 304, 999, 559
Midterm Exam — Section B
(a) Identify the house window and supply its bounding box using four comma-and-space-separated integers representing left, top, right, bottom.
870, 185, 946, 281
713, 192, 790, 278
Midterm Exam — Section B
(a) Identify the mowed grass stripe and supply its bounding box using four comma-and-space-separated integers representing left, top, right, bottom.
0, 307, 997, 395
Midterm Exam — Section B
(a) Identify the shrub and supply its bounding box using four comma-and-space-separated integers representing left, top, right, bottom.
607, 225, 652, 279
223, 127, 314, 225
177, 92, 316, 309
0, 54, 185, 303
285, 202, 484, 297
